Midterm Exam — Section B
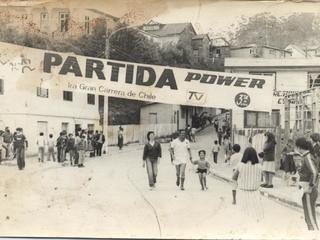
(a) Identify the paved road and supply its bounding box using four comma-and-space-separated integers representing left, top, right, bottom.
0, 128, 319, 239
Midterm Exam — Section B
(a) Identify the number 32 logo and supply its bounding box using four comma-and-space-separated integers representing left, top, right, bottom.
235, 92, 251, 108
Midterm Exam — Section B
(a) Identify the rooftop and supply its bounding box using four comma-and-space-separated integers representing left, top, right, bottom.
231, 44, 291, 53
192, 34, 209, 40
225, 57, 320, 68
140, 21, 196, 37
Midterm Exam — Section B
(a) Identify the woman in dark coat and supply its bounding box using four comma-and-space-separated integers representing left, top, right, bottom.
261, 132, 277, 188
142, 131, 162, 190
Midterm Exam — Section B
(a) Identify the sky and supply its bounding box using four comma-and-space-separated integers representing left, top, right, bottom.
3, 0, 320, 37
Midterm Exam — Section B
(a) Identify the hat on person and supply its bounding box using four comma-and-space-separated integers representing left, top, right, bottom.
16, 127, 23, 131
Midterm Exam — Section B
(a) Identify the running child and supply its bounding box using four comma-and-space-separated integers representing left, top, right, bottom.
191, 150, 211, 191
212, 140, 220, 164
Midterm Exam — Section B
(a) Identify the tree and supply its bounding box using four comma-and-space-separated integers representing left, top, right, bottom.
227, 12, 320, 49
109, 23, 162, 64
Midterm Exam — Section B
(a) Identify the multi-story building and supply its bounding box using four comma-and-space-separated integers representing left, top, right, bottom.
192, 34, 210, 64
139, 20, 210, 64
230, 44, 292, 58
224, 57, 320, 130
0, 5, 119, 39
0, 76, 103, 154
138, 20, 197, 47
209, 37, 231, 71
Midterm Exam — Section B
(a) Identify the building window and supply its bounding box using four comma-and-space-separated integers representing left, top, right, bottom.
193, 50, 199, 63
87, 124, 94, 132
0, 79, 3, 95
59, 12, 69, 32
308, 72, 320, 88
216, 49, 221, 55
149, 113, 157, 124
143, 24, 160, 31
85, 16, 90, 35
249, 48, 255, 54
63, 91, 73, 101
249, 72, 277, 90
40, 12, 48, 31
87, 93, 95, 105
244, 111, 271, 128
269, 49, 276, 55
37, 87, 49, 98
61, 122, 69, 132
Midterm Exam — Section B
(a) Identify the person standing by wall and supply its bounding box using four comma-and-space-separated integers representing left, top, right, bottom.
223, 136, 232, 164
47, 134, 56, 162
36, 132, 46, 163
74, 133, 81, 166
66, 133, 76, 166
56, 132, 63, 163
217, 128, 223, 146
2, 127, 13, 159
295, 137, 319, 231
118, 126, 124, 151
96, 131, 105, 157
230, 144, 241, 205
13, 128, 28, 170
77, 135, 87, 168
142, 131, 162, 190
281, 139, 297, 186
170, 129, 193, 191
260, 132, 277, 188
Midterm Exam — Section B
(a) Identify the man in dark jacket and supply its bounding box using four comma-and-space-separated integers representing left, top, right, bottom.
295, 137, 319, 231
13, 128, 28, 170
95, 131, 105, 157
143, 131, 162, 190
66, 133, 76, 165
56, 132, 67, 163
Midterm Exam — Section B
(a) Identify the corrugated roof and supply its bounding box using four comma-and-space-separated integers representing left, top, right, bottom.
87, 8, 119, 21
225, 57, 320, 67
141, 22, 195, 37
192, 34, 209, 40
231, 44, 291, 53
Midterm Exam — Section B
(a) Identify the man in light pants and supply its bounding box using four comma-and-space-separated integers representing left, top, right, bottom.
170, 129, 192, 191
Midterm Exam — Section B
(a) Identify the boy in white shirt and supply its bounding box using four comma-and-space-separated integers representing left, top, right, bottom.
212, 140, 220, 164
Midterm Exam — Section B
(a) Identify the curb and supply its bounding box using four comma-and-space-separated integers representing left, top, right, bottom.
211, 171, 320, 215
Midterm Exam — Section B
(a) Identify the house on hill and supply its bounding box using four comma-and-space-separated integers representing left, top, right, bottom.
0, 5, 119, 39
138, 20, 197, 47
230, 44, 292, 58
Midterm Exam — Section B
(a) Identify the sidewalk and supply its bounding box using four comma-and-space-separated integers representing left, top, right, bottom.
192, 124, 320, 215
212, 162, 320, 215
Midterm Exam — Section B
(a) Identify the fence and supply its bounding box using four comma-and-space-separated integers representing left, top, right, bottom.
107, 123, 176, 145
232, 126, 282, 171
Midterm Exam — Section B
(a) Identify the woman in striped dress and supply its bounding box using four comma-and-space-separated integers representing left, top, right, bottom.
233, 147, 264, 221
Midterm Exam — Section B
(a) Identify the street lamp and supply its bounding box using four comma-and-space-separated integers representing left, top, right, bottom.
105, 24, 139, 59
102, 24, 139, 155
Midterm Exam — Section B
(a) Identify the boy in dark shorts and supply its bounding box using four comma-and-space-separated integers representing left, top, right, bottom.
191, 150, 211, 190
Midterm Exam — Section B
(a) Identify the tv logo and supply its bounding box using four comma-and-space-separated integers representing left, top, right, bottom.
187, 90, 207, 104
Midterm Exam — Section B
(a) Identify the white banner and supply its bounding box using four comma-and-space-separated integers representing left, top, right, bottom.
0, 42, 274, 111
